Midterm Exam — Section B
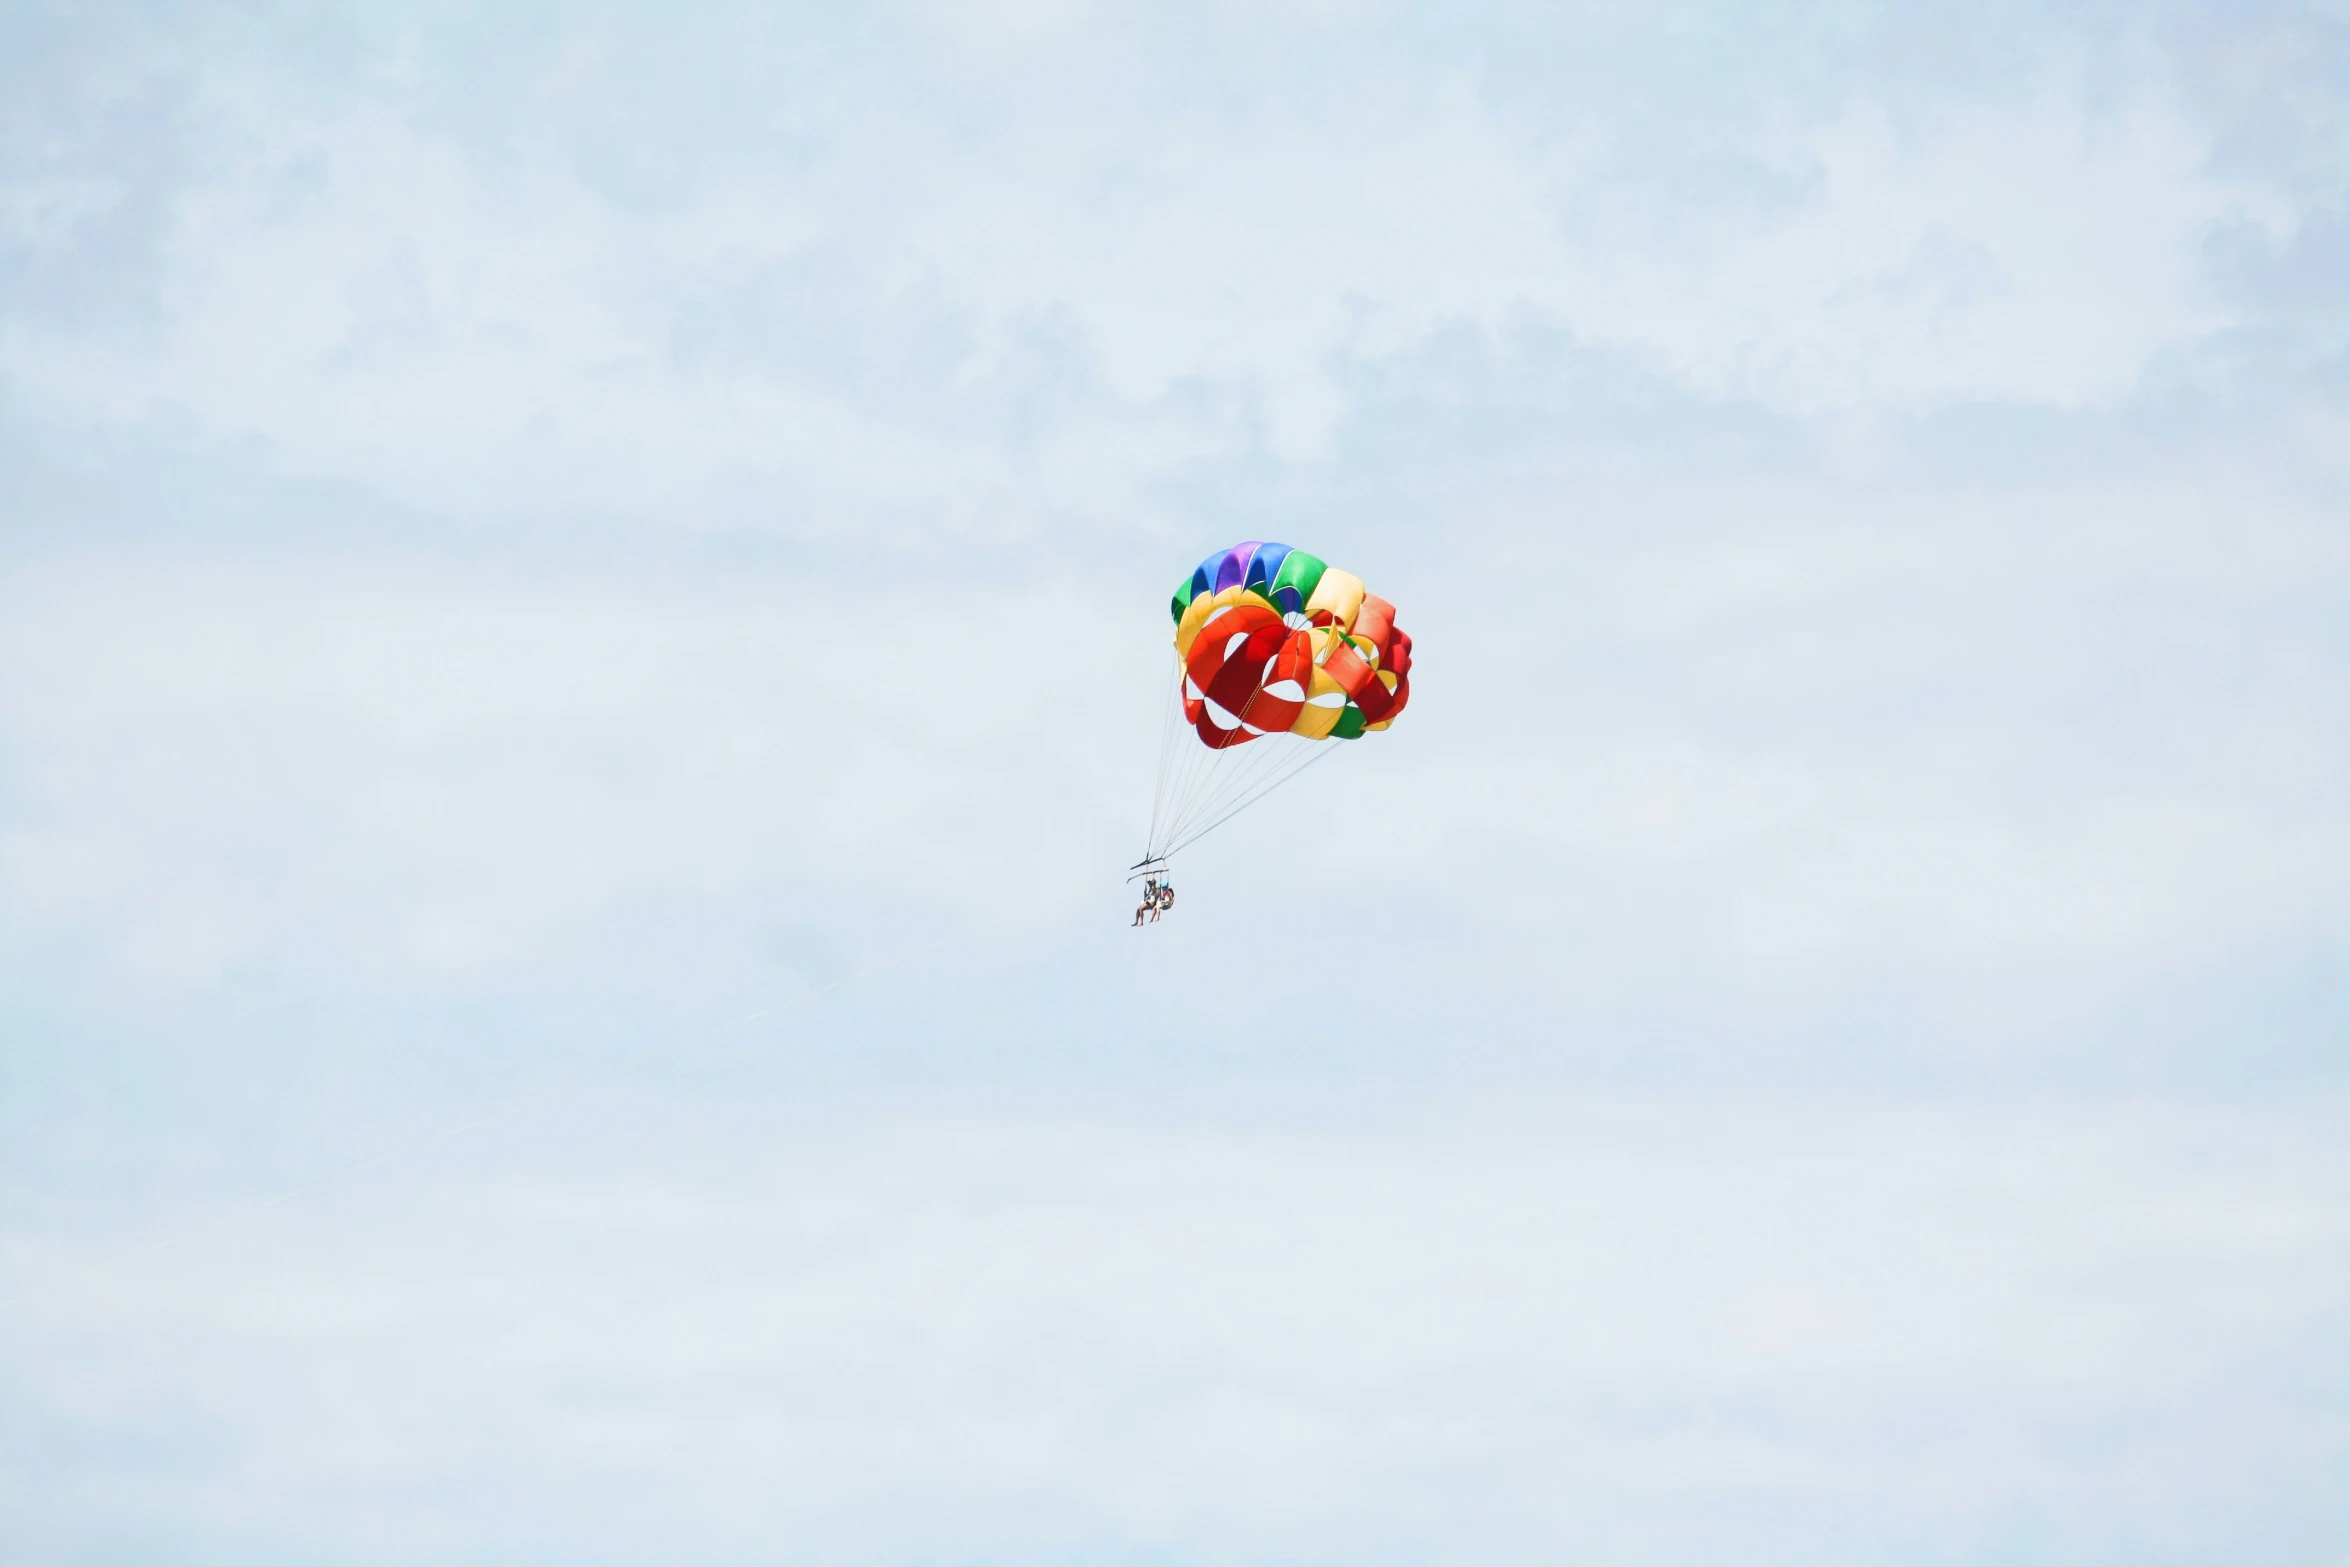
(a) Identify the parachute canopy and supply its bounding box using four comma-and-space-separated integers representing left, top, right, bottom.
1142, 541, 1412, 863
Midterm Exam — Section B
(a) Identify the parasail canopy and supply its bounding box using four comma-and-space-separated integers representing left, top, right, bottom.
1141, 541, 1412, 865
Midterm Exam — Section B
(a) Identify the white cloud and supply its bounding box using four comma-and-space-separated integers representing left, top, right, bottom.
1510, 95, 2245, 410
6, 1092, 2345, 1563
0, 557, 1159, 992
5, 8, 2350, 1561
0, 25, 2269, 527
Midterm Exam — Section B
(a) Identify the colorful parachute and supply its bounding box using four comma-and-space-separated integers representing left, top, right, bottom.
1141, 541, 1412, 864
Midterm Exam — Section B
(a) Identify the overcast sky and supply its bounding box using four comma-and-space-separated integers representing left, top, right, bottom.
4, 3, 2348, 1563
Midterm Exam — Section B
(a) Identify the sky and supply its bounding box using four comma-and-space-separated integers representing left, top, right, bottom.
2, 2, 2348, 1562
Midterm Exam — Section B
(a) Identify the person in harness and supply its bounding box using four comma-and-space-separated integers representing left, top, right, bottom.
1133, 877, 1158, 927
1155, 882, 1174, 920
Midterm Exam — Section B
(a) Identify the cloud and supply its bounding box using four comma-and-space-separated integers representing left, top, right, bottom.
0, 555, 1145, 992
5, 4, 2350, 1562
5, 1092, 2346, 1565
0, 4, 2296, 530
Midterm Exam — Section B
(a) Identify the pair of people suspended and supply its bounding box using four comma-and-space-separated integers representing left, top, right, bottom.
1132, 878, 1174, 926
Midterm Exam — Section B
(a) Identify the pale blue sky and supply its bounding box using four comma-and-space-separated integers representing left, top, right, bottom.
3, 4, 2348, 1563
